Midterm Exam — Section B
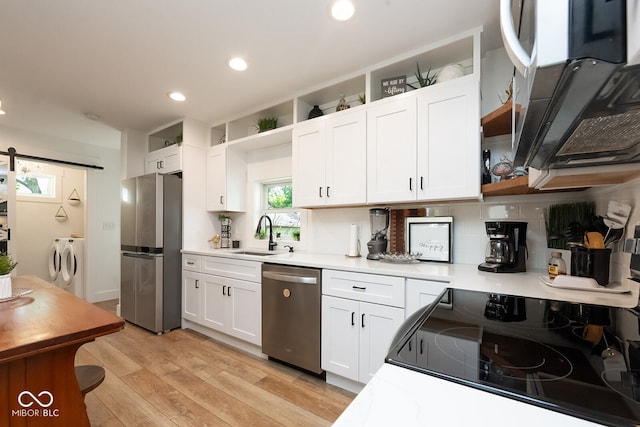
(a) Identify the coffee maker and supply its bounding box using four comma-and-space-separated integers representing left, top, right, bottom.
366, 208, 390, 260
478, 221, 528, 273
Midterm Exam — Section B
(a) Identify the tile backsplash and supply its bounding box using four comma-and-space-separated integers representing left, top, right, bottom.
306, 178, 639, 283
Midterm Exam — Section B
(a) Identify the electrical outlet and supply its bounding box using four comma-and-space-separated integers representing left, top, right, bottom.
102, 221, 116, 231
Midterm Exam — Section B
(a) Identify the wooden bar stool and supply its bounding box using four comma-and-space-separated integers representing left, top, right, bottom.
75, 365, 106, 396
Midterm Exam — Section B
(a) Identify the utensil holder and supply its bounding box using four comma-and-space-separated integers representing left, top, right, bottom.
570, 247, 611, 286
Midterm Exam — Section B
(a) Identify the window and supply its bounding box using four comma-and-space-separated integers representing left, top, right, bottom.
257, 181, 301, 242
15, 160, 61, 202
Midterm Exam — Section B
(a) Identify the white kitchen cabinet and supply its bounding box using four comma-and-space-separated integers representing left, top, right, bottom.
416, 75, 481, 200
182, 270, 201, 323
322, 270, 405, 385
366, 96, 417, 203
206, 144, 247, 212
367, 75, 480, 203
201, 274, 261, 345
181, 255, 261, 346
322, 295, 404, 384
144, 144, 182, 174
293, 109, 366, 207
405, 278, 448, 318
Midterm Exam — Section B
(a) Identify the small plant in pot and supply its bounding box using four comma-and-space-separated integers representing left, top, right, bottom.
0, 252, 18, 299
255, 116, 278, 133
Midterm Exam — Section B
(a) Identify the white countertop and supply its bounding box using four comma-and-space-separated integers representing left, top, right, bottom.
182, 248, 640, 308
333, 364, 604, 427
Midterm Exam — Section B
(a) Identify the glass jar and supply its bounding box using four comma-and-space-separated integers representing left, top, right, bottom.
548, 252, 567, 279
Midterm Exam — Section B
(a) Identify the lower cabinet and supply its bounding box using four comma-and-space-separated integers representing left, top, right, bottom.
200, 274, 261, 345
322, 295, 404, 383
181, 254, 261, 346
321, 269, 405, 386
405, 278, 448, 318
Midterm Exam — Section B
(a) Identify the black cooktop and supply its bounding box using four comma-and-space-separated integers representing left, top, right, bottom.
386, 288, 640, 427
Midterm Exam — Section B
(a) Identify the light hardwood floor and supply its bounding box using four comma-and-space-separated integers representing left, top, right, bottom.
76, 300, 354, 426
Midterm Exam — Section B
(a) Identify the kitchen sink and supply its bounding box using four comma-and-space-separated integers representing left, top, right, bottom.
232, 250, 276, 256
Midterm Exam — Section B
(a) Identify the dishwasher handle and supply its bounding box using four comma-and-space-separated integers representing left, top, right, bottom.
263, 271, 318, 285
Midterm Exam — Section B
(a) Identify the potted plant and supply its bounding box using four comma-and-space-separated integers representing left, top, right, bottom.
292, 230, 300, 241
0, 252, 18, 299
407, 62, 437, 89
255, 116, 278, 133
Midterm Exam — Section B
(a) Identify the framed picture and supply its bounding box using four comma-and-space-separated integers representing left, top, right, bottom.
381, 76, 406, 98
405, 217, 453, 263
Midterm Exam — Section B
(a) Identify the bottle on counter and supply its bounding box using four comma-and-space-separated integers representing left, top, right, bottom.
548, 252, 567, 279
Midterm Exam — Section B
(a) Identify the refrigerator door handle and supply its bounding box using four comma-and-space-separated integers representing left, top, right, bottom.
122, 252, 159, 260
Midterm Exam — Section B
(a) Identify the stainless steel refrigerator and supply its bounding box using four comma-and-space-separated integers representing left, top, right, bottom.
120, 173, 182, 334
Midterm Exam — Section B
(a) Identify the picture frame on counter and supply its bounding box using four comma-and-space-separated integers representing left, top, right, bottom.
405, 216, 453, 263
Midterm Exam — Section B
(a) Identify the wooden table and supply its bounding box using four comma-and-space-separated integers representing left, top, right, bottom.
0, 276, 124, 426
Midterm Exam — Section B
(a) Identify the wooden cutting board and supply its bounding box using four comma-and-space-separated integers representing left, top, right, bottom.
389, 208, 426, 253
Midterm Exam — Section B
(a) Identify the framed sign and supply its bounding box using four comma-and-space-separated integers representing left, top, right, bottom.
405, 217, 453, 263
381, 76, 406, 98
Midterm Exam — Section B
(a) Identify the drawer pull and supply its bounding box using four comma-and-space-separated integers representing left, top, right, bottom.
187, 261, 195, 265
352, 285, 366, 291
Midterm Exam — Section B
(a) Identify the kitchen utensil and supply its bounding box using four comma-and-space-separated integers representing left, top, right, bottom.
584, 231, 605, 249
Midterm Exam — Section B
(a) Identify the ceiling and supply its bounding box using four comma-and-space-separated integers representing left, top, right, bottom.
0, 0, 502, 150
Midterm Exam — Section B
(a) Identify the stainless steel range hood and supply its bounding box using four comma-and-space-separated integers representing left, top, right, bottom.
516, 61, 640, 169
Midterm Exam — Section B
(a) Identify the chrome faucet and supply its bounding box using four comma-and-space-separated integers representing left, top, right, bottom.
256, 214, 277, 251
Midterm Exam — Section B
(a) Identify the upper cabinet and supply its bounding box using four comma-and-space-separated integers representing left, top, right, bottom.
293, 109, 367, 208
206, 145, 247, 212
367, 75, 481, 203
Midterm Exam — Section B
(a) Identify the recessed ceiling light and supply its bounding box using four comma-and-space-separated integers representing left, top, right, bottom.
168, 92, 186, 102
331, 0, 355, 21
228, 57, 248, 71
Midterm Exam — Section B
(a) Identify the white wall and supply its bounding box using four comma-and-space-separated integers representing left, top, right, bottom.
0, 125, 121, 302
15, 163, 86, 281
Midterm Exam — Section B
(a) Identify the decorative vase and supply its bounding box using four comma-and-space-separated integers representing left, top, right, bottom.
0, 273, 12, 299
336, 95, 350, 112
308, 105, 323, 119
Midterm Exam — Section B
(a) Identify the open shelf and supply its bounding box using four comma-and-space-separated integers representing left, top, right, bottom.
481, 102, 521, 138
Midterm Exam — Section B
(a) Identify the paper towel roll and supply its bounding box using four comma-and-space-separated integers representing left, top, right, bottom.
348, 224, 360, 257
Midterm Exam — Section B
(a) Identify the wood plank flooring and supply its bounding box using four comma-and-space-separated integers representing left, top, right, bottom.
76, 300, 354, 426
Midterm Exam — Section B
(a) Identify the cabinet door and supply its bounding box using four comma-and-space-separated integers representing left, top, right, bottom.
366, 96, 417, 203
228, 279, 261, 345
161, 148, 182, 174
206, 146, 226, 211
201, 274, 229, 333
321, 295, 360, 381
358, 302, 404, 383
292, 119, 327, 207
405, 279, 448, 318
417, 76, 480, 200
144, 151, 162, 174
182, 270, 201, 323
325, 110, 367, 206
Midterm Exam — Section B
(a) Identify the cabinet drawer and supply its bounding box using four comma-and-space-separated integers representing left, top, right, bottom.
182, 254, 201, 272
322, 269, 405, 308
202, 256, 262, 283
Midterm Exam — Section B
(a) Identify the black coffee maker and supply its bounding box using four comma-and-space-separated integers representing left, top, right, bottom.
478, 221, 528, 273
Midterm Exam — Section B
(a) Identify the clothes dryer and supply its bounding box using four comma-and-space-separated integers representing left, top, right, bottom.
48, 238, 63, 284
58, 238, 85, 298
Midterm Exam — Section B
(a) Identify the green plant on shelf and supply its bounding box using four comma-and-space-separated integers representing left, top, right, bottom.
407, 62, 437, 89
255, 116, 278, 133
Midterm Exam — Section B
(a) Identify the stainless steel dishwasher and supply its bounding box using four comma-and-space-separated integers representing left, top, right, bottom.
261, 263, 323, 375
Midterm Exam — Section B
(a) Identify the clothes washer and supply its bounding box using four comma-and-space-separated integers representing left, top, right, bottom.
57, 238, 85, 298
